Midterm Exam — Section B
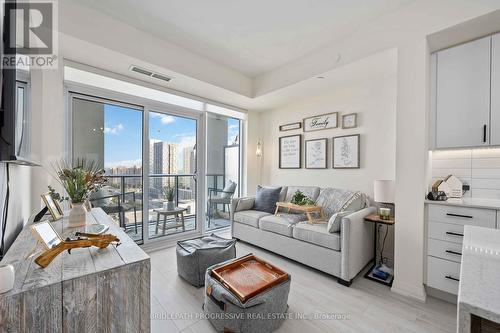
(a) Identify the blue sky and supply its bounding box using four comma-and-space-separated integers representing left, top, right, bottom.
104, 105, 239, 170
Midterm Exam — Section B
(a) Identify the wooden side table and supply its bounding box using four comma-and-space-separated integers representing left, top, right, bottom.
364, 213, 395, 286
154, 207, 187, 234
274, 202, 325, 224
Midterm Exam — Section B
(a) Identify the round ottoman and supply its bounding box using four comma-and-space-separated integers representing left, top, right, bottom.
176, 234, 236, 287
204, 256, 291, 333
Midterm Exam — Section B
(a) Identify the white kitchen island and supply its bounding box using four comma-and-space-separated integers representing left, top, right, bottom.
458, 225, 500, 332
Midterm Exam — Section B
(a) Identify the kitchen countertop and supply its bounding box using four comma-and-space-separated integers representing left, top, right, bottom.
425, 197, 500, 210
458, 225, 500, 332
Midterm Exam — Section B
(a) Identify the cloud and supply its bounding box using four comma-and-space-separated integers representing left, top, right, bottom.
104, 123, 124, 135
177, 135, 196, 149
151, 113, 175, 125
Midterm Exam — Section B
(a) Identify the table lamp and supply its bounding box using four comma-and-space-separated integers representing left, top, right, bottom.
374, 180, 395, 220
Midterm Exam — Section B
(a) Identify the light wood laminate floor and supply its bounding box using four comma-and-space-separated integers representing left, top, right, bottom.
149, 237, 456, 333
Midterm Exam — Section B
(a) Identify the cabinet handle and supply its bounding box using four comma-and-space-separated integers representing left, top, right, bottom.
446, 213, 472, 219
445, 275, 460, 282
483, 124, 487, 143
446, 231, 464, 237
445, 250, 462, 256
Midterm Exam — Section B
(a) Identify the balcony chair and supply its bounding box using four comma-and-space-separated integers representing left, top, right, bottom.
207, 180, 237, 229
89, 188, 138, 233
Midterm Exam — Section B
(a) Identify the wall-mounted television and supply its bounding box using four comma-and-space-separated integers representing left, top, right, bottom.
0, 0, 37, 166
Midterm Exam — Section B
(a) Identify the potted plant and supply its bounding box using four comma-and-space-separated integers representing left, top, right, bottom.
290, 190, 315, 206
162, 186, 175, 211
53, 158, 107, 227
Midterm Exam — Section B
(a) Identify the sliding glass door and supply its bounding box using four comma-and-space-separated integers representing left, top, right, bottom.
69, 79, 248, 248
148, 111, 198, 239
72, 96, 144, 242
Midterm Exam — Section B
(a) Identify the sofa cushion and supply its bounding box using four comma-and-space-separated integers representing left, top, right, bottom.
284, 186, 321, 203
258, 215, 295, 237
233, 210, 271, 228
254, 185, 282, 213
315, 188, 367, 219
292, 222, 341, 251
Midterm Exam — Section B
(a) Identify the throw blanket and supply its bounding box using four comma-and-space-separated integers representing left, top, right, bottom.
315, 188, 368, 219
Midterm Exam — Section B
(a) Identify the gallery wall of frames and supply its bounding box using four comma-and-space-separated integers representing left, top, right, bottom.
278, 112, 360, 170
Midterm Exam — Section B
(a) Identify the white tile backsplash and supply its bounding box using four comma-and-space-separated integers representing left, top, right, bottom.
431, 148, 500, 199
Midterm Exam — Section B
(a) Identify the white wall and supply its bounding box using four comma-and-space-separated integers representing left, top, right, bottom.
256, 71, 397, 198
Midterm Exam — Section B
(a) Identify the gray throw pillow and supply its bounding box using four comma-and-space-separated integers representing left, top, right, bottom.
327, 211, 354, 233
254, 185, 282, 214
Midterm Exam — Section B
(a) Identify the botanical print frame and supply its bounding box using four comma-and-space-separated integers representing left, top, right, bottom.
279, 122, 302, 131
342, 113, 357, 129
332, 134, 360, 169
305, 138, 327, 169
279, 134, 302, 169
303, 112, 338, 132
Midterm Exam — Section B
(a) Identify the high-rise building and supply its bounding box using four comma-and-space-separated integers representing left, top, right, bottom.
149, 139, 177, 191
183, 146, 192, 175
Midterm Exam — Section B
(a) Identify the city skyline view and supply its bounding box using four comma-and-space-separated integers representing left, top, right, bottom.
103, 104, 240, 174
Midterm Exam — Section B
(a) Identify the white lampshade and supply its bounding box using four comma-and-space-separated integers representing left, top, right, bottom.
374, 180, 395, 204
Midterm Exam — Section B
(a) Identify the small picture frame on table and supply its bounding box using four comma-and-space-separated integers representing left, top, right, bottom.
305, 138, 327, 169
41, 193, 63, 221
30, 220, 62, 249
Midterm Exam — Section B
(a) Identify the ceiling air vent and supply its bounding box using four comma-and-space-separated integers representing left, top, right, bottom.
129, 65, 172, 82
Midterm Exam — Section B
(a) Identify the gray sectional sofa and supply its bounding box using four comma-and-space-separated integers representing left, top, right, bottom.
230, 185, 376, 286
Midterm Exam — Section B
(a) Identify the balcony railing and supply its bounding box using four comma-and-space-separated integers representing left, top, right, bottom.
92, 173, 228, 241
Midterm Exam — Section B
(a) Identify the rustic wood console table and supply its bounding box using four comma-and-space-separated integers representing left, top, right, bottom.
0, 208, 150, 332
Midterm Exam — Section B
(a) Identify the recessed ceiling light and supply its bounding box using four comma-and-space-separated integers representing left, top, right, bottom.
316, 76, 325, 79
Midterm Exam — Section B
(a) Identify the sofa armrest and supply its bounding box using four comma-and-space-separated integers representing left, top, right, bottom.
230, 196, 255, 220
340, 206, 376, 281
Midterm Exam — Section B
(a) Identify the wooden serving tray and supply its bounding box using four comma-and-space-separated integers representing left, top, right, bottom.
211, 254, 289, 302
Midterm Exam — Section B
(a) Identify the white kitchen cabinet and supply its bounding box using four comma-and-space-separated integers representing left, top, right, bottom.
491, 33, 500, 145
435, 37, 491, 149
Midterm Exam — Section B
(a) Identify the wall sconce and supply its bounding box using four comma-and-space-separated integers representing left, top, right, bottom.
256, 140, 263, 158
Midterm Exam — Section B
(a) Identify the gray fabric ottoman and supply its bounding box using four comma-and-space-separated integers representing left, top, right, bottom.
176, 234, 236, 287
204, 256, 291, 333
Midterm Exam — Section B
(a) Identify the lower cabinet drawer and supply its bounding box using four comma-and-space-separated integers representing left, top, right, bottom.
427, 256, 461, 295
428, 221, 465, 244
427, 238, 463, 263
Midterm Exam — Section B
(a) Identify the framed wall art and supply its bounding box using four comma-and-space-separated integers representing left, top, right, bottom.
332, 134, 360, 169
342, 113, 357, 129
279, 122, 301, 131
279, 134, 302, 169
305, 138, 327, 169
303, 112, 338, 132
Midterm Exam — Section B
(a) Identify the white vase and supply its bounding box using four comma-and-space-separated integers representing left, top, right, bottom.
69, 202, 87, 227
163, 201, 175, 211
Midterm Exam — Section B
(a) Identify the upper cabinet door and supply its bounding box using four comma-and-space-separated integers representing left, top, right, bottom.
435, 37, 491, 149
491, 34, 500, 146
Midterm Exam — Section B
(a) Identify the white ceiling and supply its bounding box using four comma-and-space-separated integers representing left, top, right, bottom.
72, 0, 410, 77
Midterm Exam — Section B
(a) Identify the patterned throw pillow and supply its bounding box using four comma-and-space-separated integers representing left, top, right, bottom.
253, 185, 282, 214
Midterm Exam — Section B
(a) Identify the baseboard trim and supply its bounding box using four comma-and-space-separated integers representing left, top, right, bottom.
391, 280, 427, 302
